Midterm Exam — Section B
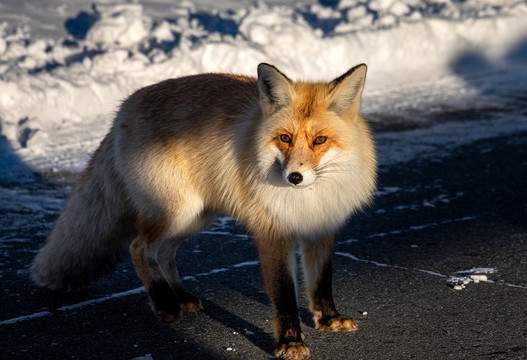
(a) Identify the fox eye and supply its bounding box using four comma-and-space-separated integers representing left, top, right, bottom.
280, 134, 292, 143
313, 136, 327, 145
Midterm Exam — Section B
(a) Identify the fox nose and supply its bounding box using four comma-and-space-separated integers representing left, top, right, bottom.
287, 172, 303, 185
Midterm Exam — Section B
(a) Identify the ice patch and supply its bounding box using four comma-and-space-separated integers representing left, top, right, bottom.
232, 261, 260, 268
0, 311, 52, 325
56, 286, 145, 311
456, 267, 497, 275
374, 186, 402, 196
362, 216, 477, 239
447, 268, 496, 290
335, 251, 447, 277
335, 252, 525, 291
196, 268, 228, 276
131, 355, 153, 360
199, 231, 250, 238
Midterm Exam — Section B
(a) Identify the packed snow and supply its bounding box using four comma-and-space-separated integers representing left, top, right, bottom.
447, 267, 497, 290
1, 0, 526, 176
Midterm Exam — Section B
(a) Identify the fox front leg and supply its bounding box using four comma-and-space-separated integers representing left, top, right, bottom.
300, 236, 358, 332
255, 234, 310, 360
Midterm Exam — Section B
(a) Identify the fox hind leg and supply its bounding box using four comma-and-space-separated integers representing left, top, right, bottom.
130, 211, 214, 324
300, 236, 358, 332
151, 236, 203, 314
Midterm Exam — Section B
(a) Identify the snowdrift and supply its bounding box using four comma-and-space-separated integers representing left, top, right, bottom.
0, 0, 526, 172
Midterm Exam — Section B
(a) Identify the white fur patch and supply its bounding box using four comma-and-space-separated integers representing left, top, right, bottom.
257, 148, 369, 240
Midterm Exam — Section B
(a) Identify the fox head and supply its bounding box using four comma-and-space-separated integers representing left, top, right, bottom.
256, 63, 371, 189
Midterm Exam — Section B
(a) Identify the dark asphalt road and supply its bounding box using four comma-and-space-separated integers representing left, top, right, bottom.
1, 130, 526, 360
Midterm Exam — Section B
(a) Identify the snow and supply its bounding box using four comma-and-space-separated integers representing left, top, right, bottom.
335, 251, 448, 277
0, 0, 526, 177
0, 311, 52, 326
336, 251, 525, 291
233, 261, 261, 268
447, 268, 497, 290
56, 286, 145, 311
131, 355, 153, 360
447, 267, 497, 289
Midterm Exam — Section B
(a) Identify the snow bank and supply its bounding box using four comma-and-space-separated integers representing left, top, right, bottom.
0, 0, 526, 172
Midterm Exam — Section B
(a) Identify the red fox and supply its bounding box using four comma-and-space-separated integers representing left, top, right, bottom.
31, 63, 377, 359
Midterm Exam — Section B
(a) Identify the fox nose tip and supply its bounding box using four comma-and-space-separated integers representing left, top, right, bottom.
287, 172, 303, 185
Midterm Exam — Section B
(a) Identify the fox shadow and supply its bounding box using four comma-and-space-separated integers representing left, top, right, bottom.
450, 35, 527, 106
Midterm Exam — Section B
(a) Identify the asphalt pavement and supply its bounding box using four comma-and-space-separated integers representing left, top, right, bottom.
1, 128, 526, 359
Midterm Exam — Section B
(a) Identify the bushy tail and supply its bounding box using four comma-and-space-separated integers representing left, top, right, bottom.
31, 134, 137, 291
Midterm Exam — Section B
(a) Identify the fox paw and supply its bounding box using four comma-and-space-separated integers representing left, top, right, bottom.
149, 282, 203, 323
179, 293, 203, 313
316, 314, 358, 332
151, 293, 202, 324
155, 309, 182, 325
275, 341, 310, 360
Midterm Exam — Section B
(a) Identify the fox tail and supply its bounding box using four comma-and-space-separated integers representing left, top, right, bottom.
31, 134, 136, 291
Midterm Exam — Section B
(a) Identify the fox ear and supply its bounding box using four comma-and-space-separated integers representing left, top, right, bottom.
328, 64, 367, 115
257, 63, 292, 113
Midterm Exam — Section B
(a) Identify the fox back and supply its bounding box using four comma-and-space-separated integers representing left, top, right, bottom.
114, 64, 376, 238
